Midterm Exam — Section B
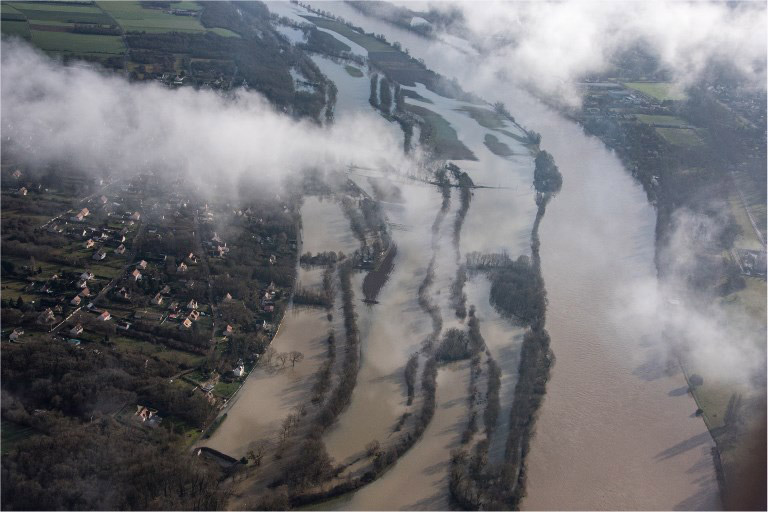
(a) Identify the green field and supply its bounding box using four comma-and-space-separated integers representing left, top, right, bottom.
208, 27, 239, 38
635, 114, 689, 127
97, 1, 207, 33
406, 104, 476, 161
30, 30, 125, 54
9, 2, 114, 25
457, 106, 505, 130
301, 15, 393, 53
655, 127, 703, 147
623, 82, 687, 101
484, 134, 514, 157
344, 65, 363, 78
1, 19, 29, 38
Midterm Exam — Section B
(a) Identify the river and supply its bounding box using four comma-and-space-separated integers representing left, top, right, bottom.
261, 3, 720, 509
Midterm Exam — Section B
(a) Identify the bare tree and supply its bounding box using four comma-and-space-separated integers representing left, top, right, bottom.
289, 351, 304, 367
276, 352, 288, 368
262, 346, 277, 366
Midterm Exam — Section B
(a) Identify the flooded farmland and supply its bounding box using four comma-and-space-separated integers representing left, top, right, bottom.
213, 3, 723, 509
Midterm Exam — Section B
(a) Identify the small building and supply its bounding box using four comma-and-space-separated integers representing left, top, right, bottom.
269, 254, 277, 265
115, 244, 126, 255
181, 318, 193, 328
70, 295, 82, 306
160, 285, 171, 294
37, 308, 56, 325
84, 239, 95, 249
187, 252, 198, 264
99, 195, 108, 204
130, 212, 141, 221
131, 269, 142, 281
188, 310, 200, 321
151, 293, 164, 305
167, 301, 179, 311
12, 170, 21, 179
79, 287, 91, 298
98, 311, 111, 321
118, 287, 131, 300
177, 262, 188, 273
77, 279, 88, 289
225, 324, 233, 336
135, 405, 158, 423
70, 324, 84, 336
117, 320, 132, 331
9, 328, 24, 342
80, 271, 95, 281
93, 249, 107, 261
224, 292, 233, 302
186, 299, 198, 310
232, 365, 245, 377
17, 187, 28, 196
137, 260, 148, 270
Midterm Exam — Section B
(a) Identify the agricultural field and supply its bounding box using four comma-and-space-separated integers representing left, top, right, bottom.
623, 81, 688, 101
1, 19, 29, 39
31, 30, 125, 55
301, 15, 394, 53
344, 64, 363, 77
635, 114, 690, 127
97, 1, 208, 33
655, 126, 703, 147
406, 103, 476, 160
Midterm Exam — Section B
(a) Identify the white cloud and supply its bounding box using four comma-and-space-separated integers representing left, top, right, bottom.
1, 41, 415, 190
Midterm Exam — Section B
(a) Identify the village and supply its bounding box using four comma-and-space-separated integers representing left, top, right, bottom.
1, 165, 299, 439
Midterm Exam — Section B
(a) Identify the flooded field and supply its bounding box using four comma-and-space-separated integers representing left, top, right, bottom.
257, 3, 721, 509
301, 196, 360, 256
332, 361, 471, 511
202, 306, 330, 458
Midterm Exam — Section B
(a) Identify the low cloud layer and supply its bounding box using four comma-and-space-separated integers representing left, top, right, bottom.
1, 41, 413, 190
427, 1, 766, 104
614, 209, 765, 392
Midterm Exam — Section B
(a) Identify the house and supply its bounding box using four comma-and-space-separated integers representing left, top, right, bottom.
118, 287, 131, 300
187, 252, 198, 264
70, 324, 84, 336
232, 365, 245, 377
77, 279, 88, 289
181, 318, 193, 328
216, 245, 229, 257
70, 295, 82, 306
117, 320, 132, 331
130, 211, 141, 221
99, 195, 108, 204
37, 308, 56, 325
151, 293, 164, 305
12, 170, 21, 179
114, 234, 126, 243
115, 244, 126, 255
160, 285, 171, 294
17, 187, 27, 196
264, 304, 274, 313
80, 271, 95, 281
167, 301, 179, 311
224, 292, 233, 302
135, 405, 158, 422
225, 324, 234, 336
269, 254, 277, 265
79, 287, 91, 298
188, 310, 200, 321
177, 262, 188, 273
186, 299, 198, 310
131, 269, 142, 281
9, 328, 24, 342
137, 260, 148, 270
98, 311, 111, 321
85, 239, 96, 249
93, 248, 107, 261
